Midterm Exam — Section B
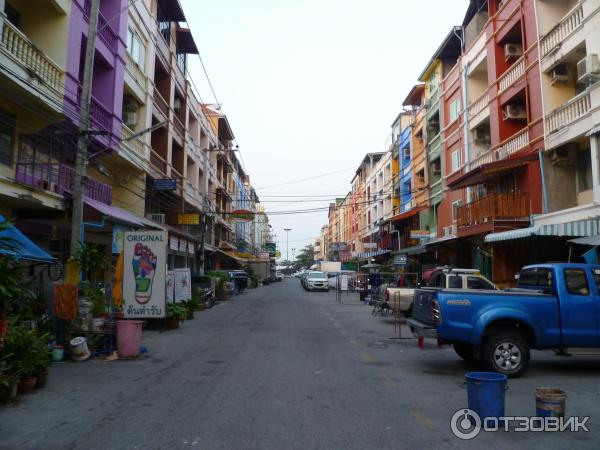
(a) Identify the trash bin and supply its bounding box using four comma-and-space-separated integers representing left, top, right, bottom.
117, 320, 143, 358
535, 388, 566, 418
465, 372, 507, 420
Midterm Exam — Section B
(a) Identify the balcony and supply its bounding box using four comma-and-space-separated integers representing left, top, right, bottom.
183, 179, 203, 208
153, 89, 169, 121
15, 162, 112, 204
425, 87, 440, 109
76, 86, 113, 132
456, 193, 529, 234
546, 89, 591, 134
125, 52, 147, 92
173, 115, 185, 141
540, 2, 584, 59
471, 128, 530, 169
498, 57, 525, 93
83, 0, 118, 51
121, 125, 147, 170
468, 90, 489, 126
0, 15, 64, 101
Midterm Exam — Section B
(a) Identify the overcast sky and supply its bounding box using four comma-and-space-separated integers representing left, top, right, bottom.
182, 0, 466, 258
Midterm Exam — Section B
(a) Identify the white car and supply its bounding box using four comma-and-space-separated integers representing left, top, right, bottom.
305, 271, 329, 291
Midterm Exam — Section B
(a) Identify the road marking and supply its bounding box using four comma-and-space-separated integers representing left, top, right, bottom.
361, 352, 373, 363
410, 410, 436, 431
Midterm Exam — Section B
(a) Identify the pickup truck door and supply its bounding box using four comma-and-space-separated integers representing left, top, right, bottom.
560, 268, 599, 347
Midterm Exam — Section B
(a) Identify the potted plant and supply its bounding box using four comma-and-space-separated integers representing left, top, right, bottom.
0, 257, 36, 346
166, 303, 186, 329
184, 297, 200, 319
193, 291, 205, 311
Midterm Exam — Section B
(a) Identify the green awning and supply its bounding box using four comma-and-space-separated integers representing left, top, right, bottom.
485, 219, 600, 243
484, 227, 538, 243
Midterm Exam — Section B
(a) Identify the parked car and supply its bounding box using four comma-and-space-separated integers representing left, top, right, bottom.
408, 263, 600, 377
191, 275, 215, 307
305, 271, 329, 291
382, 268, 495, 317
275, 271, 284, 282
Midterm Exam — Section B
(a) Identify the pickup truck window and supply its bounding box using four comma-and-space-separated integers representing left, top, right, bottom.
564, 269, 590, 296
593, 269, 600, 292
467, 276, 494, 290
448, 275, 462, 288
427, 273, 446, 287
519, 268, 553, 288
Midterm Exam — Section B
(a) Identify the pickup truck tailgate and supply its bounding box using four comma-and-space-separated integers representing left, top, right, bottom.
412, 288, 437, 326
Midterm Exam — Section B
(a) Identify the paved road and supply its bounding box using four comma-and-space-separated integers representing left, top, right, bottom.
1, 279, 600, 449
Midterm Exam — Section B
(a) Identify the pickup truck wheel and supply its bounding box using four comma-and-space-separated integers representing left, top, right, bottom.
483, 332, 530, 378
454, 343, 477, 361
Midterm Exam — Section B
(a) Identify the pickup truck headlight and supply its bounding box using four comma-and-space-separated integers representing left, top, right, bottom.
431, 299, 442, 324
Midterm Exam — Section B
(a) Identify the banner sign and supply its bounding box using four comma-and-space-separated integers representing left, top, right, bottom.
331, 242, 348, 252
410, 230, 430, 240
123, 231, 167, 318
266, 242, 276, 257
363, 243, 378, 249
166, 271, 175, 303
152, 179, 177, 191
112, 225, 126, 254
170, 236, 179, 251
179, 239, 188, 253
230, 209, 255, 222
174, 268, 192, 302
258, 252, 270, 259
188, 242, 195, 254
178, 214, 200, 225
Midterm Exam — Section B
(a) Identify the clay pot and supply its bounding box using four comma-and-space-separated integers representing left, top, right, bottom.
18, 377, 38, 394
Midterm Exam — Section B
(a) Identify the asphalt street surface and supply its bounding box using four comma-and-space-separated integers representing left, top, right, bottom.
1, 279, 600, 449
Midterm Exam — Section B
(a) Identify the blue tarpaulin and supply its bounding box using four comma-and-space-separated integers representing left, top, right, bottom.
0, 214, 55, 263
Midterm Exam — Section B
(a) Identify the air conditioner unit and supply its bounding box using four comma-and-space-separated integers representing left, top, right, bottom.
550, 64, 570, 84
504, 43, 523, 60
494, 148, 507, 161
498, 0, 506, 9
403, 148, 411, 158
473, 128, 491, 144
503, 104, 527, 120
146, 213, 166, 224
124, 112, 137, 128
432, 161, 441, 174
549, 144, 577, 166
577, 54, 600, 83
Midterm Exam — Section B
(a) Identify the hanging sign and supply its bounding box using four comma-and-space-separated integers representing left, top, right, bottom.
363, 243, 378, 249
410, 230, 430, 240
166, 271, 175, 303
230, 209, 255, 222
170, 236, 179, 251
179, 239, 188, 253
188, 242, 195, 254
174, 268, 192, 302
266, 242, 276, 257
112, 225, 126, 254
178, 214, 200, 225
123, 230, 167, 318
152, 179, 177, 191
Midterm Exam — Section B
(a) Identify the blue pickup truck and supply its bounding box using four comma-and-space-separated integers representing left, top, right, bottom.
408, 263, 600, 377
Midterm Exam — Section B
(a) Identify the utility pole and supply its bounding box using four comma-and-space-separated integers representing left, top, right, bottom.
70, 0, 101, 259
284, 228, 291, 262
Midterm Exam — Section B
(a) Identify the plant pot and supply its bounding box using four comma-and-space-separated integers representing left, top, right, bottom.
18, 377, 38, 394
166, 317, 179, 330
52, 345, 64, 362
36, 369, 49, 389
186, 309, 194, 320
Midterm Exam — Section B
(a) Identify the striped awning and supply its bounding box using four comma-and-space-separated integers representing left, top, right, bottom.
485, 219, 600, 243
354, 249, 390, 260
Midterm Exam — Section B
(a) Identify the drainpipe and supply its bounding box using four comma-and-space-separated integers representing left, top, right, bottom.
538, 150, 549, 214
462, 62, 472, 203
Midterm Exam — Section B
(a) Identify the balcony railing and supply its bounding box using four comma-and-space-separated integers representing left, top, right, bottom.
457, 193, 529, 228
125, 52, 147, 90
498, 57, 525, 93
153, 89, 169, 119
15, 162, 112, 204
468, 91, 489, 119
471, 128, 529, 169
84, 0, 118, 50
546, 90, 591, 134
76, 85, 113, 132
1, 16, 64, 94
121, 125, 146, 168
540, 2, 584, 58
173, 115, 185, 139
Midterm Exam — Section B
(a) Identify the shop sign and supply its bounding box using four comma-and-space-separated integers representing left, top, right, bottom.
275, 250, 281, 258
179, 239, 188, 252
410, 230, 430, 240
152, 179, 177, 191
258, 252, 270, 259
174, 268, 192, 302
170, 236, 179, 251
123, 230, 167, 318
363, 243, 378, 249
178, 214, 200, 225
266, 242, 276, 257
230, 209, 255, 222
188, 242, 195, 254
394, 254, 408, 266
112, 225, 126, 254
331, 242, 348, 252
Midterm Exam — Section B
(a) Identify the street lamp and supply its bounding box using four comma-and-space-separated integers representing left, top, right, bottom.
284, 228, 291, 262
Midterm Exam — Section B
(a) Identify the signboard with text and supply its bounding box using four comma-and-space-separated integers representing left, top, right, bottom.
123, 231, 167, 318
152, 179, 177, 191
178, 214, 200, 225
174, 268, 192, 302
170, 236, 179, 251
363, 243, 378, 249
410, 230, 430, 240
266, 242, 276, 257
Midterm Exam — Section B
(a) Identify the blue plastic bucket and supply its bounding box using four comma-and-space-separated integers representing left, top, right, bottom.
465, 372, 508, 420
535, 388, 566, 418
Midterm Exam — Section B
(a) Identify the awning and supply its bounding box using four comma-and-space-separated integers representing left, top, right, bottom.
354, 249, 390, 260
569, 235, 600, 246
448, 153, 537, 189
390, 206, 427, 222
176, 28, 199, 54
84, 197, 144, 227
0, 214, 55, 263
157, 0, 186, 21
395, 244, 426, 255
586, 125, 600, 137
484, 227, 538, 243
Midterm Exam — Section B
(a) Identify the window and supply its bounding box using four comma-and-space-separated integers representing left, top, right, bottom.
564, 269, 590, 296
176, 53, 186, 74
427, 72, 437, 94
577, 149, 592, 192
448, 275, 462, 288
452, 200, 463, 221
127, 27, 145, 68
519, 268, 553, 289
451, 150, 460, 172
4, 2, 20, 27
450, 98, 461, 122
467, 276, 495, 290
0, 109, 16, 166
427, 272, 446, 288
